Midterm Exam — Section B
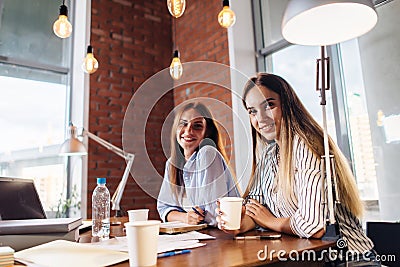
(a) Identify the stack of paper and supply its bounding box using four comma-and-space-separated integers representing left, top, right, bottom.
0, 217, 82, 234
0, 246, 14, 267
0, 218, 82, 251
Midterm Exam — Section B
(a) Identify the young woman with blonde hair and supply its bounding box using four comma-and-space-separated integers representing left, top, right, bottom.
217, 73, 379, 266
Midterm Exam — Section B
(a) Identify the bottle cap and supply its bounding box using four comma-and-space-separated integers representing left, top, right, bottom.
97, 177, 106, 184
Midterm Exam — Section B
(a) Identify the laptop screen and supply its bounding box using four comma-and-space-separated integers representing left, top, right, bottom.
0, 177, 47, 220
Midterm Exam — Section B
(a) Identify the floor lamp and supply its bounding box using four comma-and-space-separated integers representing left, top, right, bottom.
282, 0, 377, 240
60, 123, 135, 217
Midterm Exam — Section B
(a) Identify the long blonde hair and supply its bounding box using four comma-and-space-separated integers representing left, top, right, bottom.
242, 73, 364, 218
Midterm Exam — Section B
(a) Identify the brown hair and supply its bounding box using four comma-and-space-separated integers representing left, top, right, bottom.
168, 101, 229, 192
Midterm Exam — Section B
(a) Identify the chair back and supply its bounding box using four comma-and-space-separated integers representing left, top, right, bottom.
366, 221, 400, 267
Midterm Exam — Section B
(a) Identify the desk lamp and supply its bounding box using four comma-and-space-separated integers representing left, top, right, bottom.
60, 123, 135, 217
281, 0, 377, 240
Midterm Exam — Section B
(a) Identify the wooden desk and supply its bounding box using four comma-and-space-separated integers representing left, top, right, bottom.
91, 218, 335, 267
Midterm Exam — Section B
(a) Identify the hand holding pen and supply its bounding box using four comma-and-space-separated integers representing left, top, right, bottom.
191, 206, 207, 224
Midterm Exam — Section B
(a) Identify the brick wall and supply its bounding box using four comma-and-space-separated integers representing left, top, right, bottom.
173, 1, 235, 165
88, 0, 173, 219
87, 0, 235, 219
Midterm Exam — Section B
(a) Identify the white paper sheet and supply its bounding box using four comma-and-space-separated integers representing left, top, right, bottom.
15, 240, 129, 267
89, 230, 214, 253
14, 230, 215, 266
161, 230, 216, 241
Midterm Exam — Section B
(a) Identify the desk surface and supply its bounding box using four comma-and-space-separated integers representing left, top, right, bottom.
90, 218, 335, 267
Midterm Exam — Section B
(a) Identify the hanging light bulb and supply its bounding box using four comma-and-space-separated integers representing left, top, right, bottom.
170, 50, 183, 80
218, 0, 236, 28
167, 0, 186, 18
53, 1, 72, 38
82, 45, 99, 74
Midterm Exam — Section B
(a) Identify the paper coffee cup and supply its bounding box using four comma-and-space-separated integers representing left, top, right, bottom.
220, 197, 243, 230
125, 220, 160, 267
127, 209, 149, 222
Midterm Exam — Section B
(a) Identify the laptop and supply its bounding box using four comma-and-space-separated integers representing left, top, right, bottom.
0, 177, 47, 220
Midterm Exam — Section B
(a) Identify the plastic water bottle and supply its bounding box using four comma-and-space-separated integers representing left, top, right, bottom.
92, 177, 110, 240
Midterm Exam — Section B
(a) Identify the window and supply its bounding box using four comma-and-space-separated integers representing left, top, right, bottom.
266, 45, 337, 142
0, 0, 83, 218
0, 75, 67, 212
338, 40, 379, 201
254, 0, 336, 138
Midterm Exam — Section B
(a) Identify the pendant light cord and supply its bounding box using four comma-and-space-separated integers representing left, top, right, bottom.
173, 18, 177, 51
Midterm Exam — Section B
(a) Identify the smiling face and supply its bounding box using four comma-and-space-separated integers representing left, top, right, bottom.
244, 85, 282, 142
176, 108, 207, 160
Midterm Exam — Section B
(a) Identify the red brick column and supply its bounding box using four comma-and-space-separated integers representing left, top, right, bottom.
88, 0, 173, 219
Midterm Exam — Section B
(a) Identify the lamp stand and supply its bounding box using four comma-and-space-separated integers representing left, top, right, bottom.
111, 154, 135, 217
317, 46, 340, 241
86, 131, 135, 218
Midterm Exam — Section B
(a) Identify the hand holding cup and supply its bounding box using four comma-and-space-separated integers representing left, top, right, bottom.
216, 197, 243, 234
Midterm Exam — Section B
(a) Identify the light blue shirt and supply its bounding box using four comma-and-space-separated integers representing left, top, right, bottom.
157, 145, 240, 226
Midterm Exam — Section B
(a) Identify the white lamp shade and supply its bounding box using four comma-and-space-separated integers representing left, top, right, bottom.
59, 137, 87, 156
59, 124, 87, 156
282, 0, 378, 46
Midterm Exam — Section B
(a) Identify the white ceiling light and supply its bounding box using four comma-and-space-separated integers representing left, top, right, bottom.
282, 0, 378, 46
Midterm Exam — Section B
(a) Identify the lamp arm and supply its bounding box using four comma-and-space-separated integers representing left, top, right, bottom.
111, 154, 135, 214
85, 131, 128, 160
83, 130, 135, 216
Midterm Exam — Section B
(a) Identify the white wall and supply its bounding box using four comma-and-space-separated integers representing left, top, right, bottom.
71, 0, 91, 219
228, 0, 257, 194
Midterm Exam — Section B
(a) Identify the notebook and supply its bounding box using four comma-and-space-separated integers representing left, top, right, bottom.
0, 217, 82, 234
159, 221, 208, 234
0, 177, 47, 220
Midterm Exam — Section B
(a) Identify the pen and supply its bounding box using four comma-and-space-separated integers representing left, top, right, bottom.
234, 234, 282, 240
191, 207, 206, 217
157, 249, 191, 258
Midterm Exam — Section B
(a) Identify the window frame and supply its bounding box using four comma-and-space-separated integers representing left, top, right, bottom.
251, 0, 355, 168
0, 0, 90, 218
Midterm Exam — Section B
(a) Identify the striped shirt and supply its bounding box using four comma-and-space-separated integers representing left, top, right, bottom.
248, 136, 374, 253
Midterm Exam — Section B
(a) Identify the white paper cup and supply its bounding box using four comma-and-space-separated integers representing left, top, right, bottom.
127, 209, 149, 222
220, 197, 243, 230
125, 220, 160, 267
